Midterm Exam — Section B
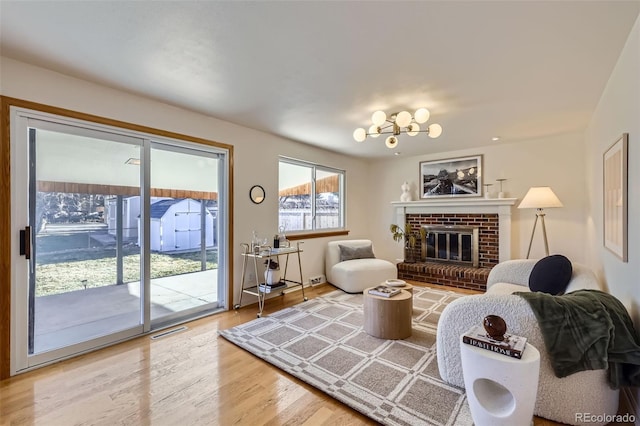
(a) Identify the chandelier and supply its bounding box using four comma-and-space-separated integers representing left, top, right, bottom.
353, 108, 443, 149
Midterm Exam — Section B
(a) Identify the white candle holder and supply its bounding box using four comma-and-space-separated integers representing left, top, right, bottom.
483, 183, 493, 199
496, 178, 508, 199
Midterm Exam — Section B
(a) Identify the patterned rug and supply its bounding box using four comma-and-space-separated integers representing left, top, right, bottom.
219, 287, 473, 426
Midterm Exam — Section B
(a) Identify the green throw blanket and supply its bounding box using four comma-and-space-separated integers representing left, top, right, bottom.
515, 289, 640, 388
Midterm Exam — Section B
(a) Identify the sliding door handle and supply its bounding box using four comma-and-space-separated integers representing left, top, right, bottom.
19, 226, 31, 259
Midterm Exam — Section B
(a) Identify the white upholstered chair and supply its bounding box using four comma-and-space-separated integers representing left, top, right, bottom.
325, 239, 397, 293
436, 259, 619, 426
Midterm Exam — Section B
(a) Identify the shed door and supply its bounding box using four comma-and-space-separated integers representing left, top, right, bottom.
174, 210, 200, 250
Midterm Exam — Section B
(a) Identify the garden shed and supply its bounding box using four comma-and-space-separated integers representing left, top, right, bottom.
106, 196, 140, 239
138, 198, 215, 252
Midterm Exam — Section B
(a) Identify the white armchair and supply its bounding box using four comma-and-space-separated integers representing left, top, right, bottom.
436, 259, 619, 426
325, 239, 397, 293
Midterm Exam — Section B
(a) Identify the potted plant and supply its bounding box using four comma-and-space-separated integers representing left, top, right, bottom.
390, 223, 426, 263
264, 259, 281, 285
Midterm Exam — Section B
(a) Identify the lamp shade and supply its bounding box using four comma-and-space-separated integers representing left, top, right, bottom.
353, 128, 366, 142
371, 110, 387, 126
427, 123, 442, 138
414, 108, 430, 123
385, 136, 398, 148
518, 187, 563, 209
395, 111, 412, 128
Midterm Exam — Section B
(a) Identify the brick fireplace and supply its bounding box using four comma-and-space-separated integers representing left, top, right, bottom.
392, 198, 516, 291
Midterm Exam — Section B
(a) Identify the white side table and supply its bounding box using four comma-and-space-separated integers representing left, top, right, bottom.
460, 337, 540, 426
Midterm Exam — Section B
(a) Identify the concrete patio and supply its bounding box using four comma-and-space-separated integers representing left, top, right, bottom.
34, 269, 219, 353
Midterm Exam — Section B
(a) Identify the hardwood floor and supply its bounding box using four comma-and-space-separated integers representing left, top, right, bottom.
1, 282, 565, 425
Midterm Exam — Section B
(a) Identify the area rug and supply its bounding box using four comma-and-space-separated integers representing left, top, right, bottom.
219, 287, 473, 426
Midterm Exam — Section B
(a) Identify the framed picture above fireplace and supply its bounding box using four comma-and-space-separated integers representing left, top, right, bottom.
420, 155, 482, 198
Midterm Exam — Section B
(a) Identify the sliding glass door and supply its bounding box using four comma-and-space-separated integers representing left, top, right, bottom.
148, 143, 223, 326
11, 108, 228, 373
23, 121, 144, 365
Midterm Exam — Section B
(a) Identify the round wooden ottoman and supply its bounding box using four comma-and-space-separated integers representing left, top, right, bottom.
387, 281, 414, 313
363, 287, 413, 339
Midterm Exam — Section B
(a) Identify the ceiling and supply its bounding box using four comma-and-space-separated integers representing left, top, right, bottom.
1, 1, 639, 158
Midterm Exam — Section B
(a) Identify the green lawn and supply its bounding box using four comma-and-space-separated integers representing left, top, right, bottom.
36, 251, 217, 296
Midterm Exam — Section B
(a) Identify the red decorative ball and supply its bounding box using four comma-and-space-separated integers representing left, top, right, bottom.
483, 315, 507, 341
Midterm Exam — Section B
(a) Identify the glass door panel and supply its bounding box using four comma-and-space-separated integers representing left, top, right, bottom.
149, 144, 220, 324
30, 127, 143, 355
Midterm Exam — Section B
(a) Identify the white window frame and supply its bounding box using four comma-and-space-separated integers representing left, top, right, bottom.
278, 156, 345, 233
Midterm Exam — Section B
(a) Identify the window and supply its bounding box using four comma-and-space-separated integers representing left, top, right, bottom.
278, 157, 345, 233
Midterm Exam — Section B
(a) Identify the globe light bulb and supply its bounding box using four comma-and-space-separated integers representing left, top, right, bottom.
368, 125, 381, 138
428, 123, 443, 138
353, 128, 367, 142
407, 123, 420, 136
385, 135, 398, 149
395, 111, 412, 128
371, 110, 386, 126
414, 108, 430, 123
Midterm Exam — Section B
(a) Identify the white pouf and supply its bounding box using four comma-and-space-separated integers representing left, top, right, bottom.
460, 338, 540, 426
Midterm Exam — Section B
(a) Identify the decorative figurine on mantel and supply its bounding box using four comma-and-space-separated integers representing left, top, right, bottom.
400, 181, 412, 202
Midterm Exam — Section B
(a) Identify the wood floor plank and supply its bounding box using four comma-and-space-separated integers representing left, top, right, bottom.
0, 282, 568, 426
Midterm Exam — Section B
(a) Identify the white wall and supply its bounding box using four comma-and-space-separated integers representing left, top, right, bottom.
585, 15, 640, 326
0, 57, 370, 308
366, 133, 587, 265
4, 43, 631, 315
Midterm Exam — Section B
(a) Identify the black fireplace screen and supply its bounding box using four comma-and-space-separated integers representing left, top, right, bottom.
421, 225, 479, 267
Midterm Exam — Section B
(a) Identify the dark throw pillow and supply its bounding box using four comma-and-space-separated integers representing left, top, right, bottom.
529, 255, 573, 295
338, 244, 375, 262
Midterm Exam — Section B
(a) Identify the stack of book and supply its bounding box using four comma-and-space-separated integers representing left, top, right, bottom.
462, 325, 527, 359
259, 281, 286, 293
367, 285, 401, 298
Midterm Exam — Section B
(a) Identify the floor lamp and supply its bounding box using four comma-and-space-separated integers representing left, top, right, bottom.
518, 187, 563, 259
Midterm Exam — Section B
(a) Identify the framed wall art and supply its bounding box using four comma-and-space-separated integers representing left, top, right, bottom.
420, 155, 482, 198
603, 133, 628, 261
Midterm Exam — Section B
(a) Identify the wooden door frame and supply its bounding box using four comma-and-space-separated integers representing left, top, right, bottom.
0, 96, 234, 379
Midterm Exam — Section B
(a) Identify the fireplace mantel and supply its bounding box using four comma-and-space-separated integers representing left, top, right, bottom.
391, 198, 517, 210
392, 198, 518, 262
